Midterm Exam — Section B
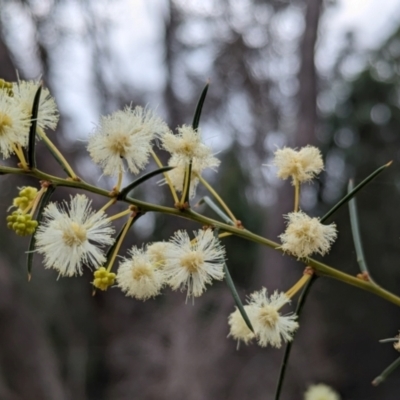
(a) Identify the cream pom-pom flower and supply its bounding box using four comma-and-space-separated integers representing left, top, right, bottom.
161, 125, 213, 163
0, 93, 30, 158
160, 125, 220, 198
227, 305, 256, 347
273, 146, 324, 184
12, 80, 59, 131
116, 246, 166, 300
164, 229, 226, 298
304, 383, 341, 400
247, 288, 299, 348
279, 211, 337, 259
88, 106, 169, 176
35, 194, 115, 277
146, 241, 175, 268
164, 153, 220, 198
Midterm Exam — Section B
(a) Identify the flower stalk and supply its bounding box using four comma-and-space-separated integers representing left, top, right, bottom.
150, 149, 179, 203
197, 174, 238, 224
37, 127, 78, 180
106, 214, 136, 273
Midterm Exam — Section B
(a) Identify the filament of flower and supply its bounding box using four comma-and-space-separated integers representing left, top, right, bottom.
0, 112, 12, 135
181, 251, 204, 273
132, 264, 152, 280
62, 222, 87, 246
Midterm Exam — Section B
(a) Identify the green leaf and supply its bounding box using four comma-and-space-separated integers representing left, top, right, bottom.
321, 161, 392, 223
379, 338, 399, 343
27, 184, 56, 279
198, 196, 235, 225
274, 275, 317, 400
372, 356, 400, 386
348, 179, 377, 284
181, 161, 193, 205
192, 82, 209, 131
27, 84, 42, 169
223, 263, 254, 333
118, 166, 174, 200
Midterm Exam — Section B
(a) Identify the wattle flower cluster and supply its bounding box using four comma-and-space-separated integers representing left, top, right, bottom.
228, 288, 299, 349
160, 125, 220, 198
116, 229, 226, 300
33, 193, 226, 299
273, 145, 338, 259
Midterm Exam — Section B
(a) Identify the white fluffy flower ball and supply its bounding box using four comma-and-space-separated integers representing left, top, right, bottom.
35, 194, 115, 276
279, 211, 337, 259
273, 146, 323, 184
249, 288, 299, 348
0, 93, 30, 158
117, 246, 166, 300
88, 106, 169, 176
12, 80, 59, 131
164, 229, 226, 298
228, 305, 256, 347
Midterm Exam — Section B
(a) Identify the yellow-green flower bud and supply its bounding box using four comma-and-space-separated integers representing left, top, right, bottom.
93, 267, 116, 291
13, 186, 38, 211
6, 212, 38, 236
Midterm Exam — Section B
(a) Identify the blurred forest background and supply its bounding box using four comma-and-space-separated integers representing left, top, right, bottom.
1, 0, 400, 399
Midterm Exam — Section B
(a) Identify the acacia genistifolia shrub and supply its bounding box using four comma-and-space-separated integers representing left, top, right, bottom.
1, 78, 399, 399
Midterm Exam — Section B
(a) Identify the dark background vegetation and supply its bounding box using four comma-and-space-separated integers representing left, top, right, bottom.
1, 1, 400, 399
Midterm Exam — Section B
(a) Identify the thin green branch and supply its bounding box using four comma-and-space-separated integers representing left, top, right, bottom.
2, 164, 400, 307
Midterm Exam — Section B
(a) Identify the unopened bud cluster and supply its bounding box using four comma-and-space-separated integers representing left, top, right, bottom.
93, 267, 116, 291
13, 186, 38, 210
6, 186, 39, 236
7, 212, 38, 236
